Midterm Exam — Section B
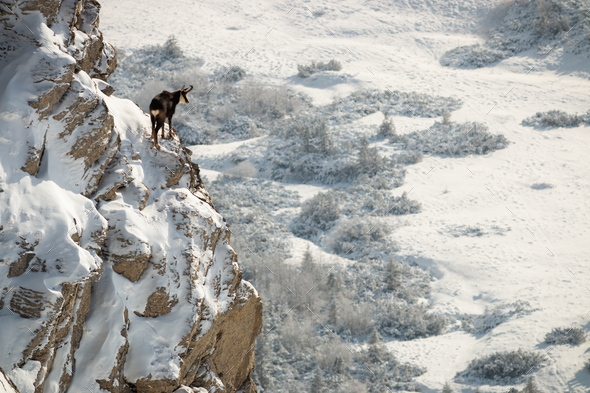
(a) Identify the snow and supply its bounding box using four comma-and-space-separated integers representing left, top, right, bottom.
98, 0, 590, 390
0, 0, 583, 392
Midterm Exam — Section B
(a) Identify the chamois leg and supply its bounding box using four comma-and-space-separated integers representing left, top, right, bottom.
151, 115, 159, 149
153, 121, 162, 149
168, 115, 174, 139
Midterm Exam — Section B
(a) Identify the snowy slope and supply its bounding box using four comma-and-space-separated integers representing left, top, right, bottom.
99, 0, 590, 392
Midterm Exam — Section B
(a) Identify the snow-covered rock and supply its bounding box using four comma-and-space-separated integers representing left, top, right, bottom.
0, 2, 261, 393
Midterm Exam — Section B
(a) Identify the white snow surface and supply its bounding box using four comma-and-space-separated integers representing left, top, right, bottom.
88, 0, 590, 391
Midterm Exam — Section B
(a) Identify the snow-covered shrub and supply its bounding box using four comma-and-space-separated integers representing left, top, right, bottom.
291, 192, 341, 239
375, 300, 447, 340
327, 216, 397, 260
238, 78, 306, 121
281, 315, 317, 351
206, 175, 299, 261
377, 116, 397, 138
329, 89, 462, 121
337, 301, 374, 335
394, 151, 423, 165
392, 121, 509, 156
442, 382, 454, 393
531, 182, 554, 190
217, 116, 263, 141
519, 376, 544, 393
316, 337, 353, 371
215, 65, 247, 83
352, 339, 425, 392
448, 225, 486, 237
457, 349, 547, 382
463, 300, 538, 334
385, 259, 432, 301
224, 161, 257, 178
441, 0, 590, 68
442, 108, 452, 125
268, 116, 395, 185
522, 109, 587, 128
544, 327, 586, 345
297, 59, 342, 78
363, 191, 421, 216
110, 36, 205, 99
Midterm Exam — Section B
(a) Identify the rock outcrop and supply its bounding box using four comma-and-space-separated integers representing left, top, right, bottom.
0, 2, 262, 393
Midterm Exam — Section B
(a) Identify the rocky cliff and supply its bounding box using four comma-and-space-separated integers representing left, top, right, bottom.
0, 1, 262, 392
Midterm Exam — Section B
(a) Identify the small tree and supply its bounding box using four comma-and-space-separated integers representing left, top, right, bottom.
442, 381, 454, 393
378, 115, 397, 138
442, 108, 452, 125
310, 368, 324, 393
301, 245, 315, 272
522, 377, 543, 393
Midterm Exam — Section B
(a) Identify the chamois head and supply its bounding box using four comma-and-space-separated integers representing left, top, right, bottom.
179, 85, 193, 104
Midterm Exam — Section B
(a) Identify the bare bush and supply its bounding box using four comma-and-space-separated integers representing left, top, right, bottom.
376, 300, 447, 340
522, 109, 587, 128
545, 327, 586, 345
291, 192, 341, 239
378, 116, 397, 137
224, 161, 257, 178
457, 349, 547, 382
298, 59, 343, 78
392, 121, 509, 156
327, 216, 397, 260
316, 338, 353, 371
238, 78, 303, 119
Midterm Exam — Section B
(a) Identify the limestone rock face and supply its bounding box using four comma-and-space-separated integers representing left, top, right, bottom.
0, 2, 261, 393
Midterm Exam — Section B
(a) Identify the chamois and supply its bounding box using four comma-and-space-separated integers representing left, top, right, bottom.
149, 85, 193, 149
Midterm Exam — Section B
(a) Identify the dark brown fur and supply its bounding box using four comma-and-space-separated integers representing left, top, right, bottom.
149, 85, 193, 149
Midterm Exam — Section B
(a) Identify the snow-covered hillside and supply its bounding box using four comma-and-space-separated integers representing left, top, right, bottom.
37, 0, 590, 392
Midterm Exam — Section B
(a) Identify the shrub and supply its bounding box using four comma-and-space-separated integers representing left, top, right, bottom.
316, 337, 353, 371
531, 182, 554, 190
463, 301, 538, 334
224, 161, 257, 178
376, 300, 447, 340
352, 339, 425, 392
298, 59, 342, 78
281, 315, 317, 351
337, 301, 374, 335
377, 116, 397, 137
291, 192, 341, 239
522, 376, 544, 393
544, 327, 586, 345
238, 78, 304, 120
327, 216, 397, 260
329, 89, 462, 121
442, 381, 454, 393
215, 65, 247, 83
442, 108, 452, 125
457, 349, 547, 382
522, 110, 586, 128
217, 116, 263, 141
392, 121, 509, 156
395, 151, 423, 165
